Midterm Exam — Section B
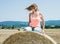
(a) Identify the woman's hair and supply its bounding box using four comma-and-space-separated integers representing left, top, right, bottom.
25, 3, 38, 11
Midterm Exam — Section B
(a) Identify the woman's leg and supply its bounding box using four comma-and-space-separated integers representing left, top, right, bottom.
34, 27, 42, 32
24, 26, 32, 31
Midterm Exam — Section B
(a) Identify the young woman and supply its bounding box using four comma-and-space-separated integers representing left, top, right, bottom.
25, 3, 45, 33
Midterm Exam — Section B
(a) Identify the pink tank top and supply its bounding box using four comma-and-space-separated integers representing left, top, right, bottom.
29, 11, 41, 27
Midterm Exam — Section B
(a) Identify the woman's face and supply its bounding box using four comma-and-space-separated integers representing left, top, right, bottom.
31, 9, 35, 12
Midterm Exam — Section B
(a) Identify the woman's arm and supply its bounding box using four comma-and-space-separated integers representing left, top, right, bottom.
40, 13, 45, 33
41, 14, 45, 30
28, 13, 31, 26
40, 13, 45, 34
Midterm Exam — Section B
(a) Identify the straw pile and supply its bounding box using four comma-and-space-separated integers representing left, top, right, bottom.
3, 31, 57, 44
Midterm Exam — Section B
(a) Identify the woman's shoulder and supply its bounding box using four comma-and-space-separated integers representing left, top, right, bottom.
38, 12, 44, 18
29, 13, 32, 15
29, 12, 33, 16
39, 12, 43, 16
29, 13, 32, 17
36, 11, 42, 15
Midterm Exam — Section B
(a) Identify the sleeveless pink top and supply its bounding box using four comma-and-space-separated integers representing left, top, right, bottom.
29, 11, 41, 27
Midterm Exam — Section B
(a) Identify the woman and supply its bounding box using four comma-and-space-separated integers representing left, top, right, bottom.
25, 3, 45, 33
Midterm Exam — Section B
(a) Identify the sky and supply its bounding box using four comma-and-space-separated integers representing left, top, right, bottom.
0, 0, 60, 22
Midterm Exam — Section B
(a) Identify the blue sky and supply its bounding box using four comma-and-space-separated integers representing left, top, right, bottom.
0, 0, 60, 22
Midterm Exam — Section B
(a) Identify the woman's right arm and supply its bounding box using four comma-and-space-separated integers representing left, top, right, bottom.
28, 13, 31, 26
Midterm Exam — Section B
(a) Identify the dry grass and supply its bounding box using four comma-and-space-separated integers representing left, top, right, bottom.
3, 31, 56, 44
45, 29, 60, 44
0, 29, 60, 44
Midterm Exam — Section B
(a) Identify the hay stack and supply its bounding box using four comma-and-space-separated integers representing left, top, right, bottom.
3, 31, 57, 44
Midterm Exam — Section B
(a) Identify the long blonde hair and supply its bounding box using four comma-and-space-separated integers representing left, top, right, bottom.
26, 3, 38, 11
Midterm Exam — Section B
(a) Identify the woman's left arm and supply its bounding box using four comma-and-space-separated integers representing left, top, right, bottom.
40, 13, 45, 33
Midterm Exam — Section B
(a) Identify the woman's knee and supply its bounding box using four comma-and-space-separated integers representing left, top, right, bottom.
24, 27, 32, 31
34, 27, 42, 32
